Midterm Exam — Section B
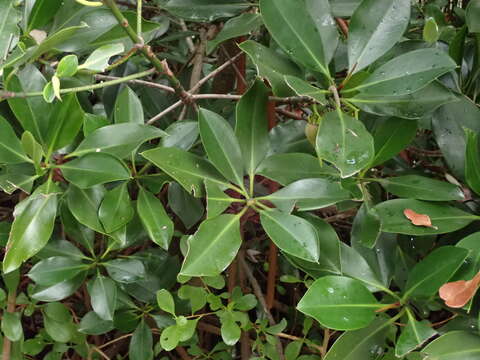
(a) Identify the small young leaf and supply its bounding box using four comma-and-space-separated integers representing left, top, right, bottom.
56, 54, 79, 77
156, 289, 175, 315
79, 43, 124, 72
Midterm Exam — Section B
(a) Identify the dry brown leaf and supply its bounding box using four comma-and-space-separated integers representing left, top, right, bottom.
439, 272, 480, 308
403, 209, 438, 229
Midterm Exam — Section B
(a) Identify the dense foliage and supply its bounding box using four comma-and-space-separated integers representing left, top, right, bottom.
0, 0, 480, 358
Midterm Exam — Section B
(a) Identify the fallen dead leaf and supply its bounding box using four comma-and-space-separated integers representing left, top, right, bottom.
403, 209, 438, 229
439, 271, 480, 308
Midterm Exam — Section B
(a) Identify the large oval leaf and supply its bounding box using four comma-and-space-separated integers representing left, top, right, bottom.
423, 331, 480, 360
297, 276, 381, 330
28, 256, 87, 286
67, 185, 105, 233
348, 0, 411, 72
373, 199, 478, 235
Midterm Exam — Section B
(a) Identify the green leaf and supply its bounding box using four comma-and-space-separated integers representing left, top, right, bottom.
350, 81, 457, 120
378, 175, 465, 201
371, 117, 417, 166
178, 285, 207, 313
180, 213, 242, 277
90, 275, 117, 321
323, 317, 393, 360
137, 188, 174, 250
261, 210, 319, 262
348, 0, 410, 72
141, 146, 227, 198
1, 312, 23, 342
263, 178, 351, 212
239, 40, 302, 97
351, 203, 381, 249
257, 153, 338, 185
43, 302, 75, 343
316, 111, 374, 178
31, 272, 86, 302
350, 49, 456, 96
297, 276, 380, 330
395, 315, 437, 357
465, 128, 480, 195
168, 182, 204, 228
45, 93, 85, 156
433, 97, 480, 178
284, 76, 327, 105
423, 17, 440, 43
60, 153, 131, 188
28, 256, 87, 286
0, 116, 30, 164
260, 0, 337, 77
207, 13, 263, 54
235, 80, 270, 178
79, 43, 124, 72
0, 1, 20, 62
104, 258, 145, 283
160, 121, 198, 151
6, 64, 53, 144
199, 108, 244, 186
161, 0, 249, 22
205, 180, 234, 219
67, 184, 105, 233
156, 289, 175, 315
72, 123, 167, 158
403, 246, 469, 300
160, 325, 181, 351
56, 54, 79, 78
114, 86, 144, 124
43, 81, 55, 103
422, 331, 480, 359
28, 0, 63, 32
3, 193, 58, 273
78, 311, 114, 335
373, 199, 477, 235
466, 0, 480, 32
129, 321, 153, 360
220, 316, 241, 346
98, 183, 134, 233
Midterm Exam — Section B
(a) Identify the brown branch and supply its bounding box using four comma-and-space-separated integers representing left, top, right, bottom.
94, 74, 175, 93
335, 18, 349, 38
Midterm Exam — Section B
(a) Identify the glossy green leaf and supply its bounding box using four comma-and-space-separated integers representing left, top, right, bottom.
257, 153, 338, 185
395, 315, 436, 357
261, 210, 319, 262
239, 40, 302, 97
157, 289, 175, 315
43, 302, 75, 343
260, 0, 337, 77
161, 0, 249, 22
129, 321, 153, 360
83, 113, 110, 137
79, 43, 124, 72
207, 13, 263, 54
263, 178, 351, 212
465, 128, 480, 195
351, 203, 381, 249
316, 111, 374, 178
199, 108, 244, 186
31, 272, 86, 302
350, 49, 456, 96
60, 153, 131, 188
78, 311, 114, 335
284, 76, 327, 105
72, 123, 167, 158
235, 80, 270, 178
67, 184, 105, 233
104, 258, 145, 283
3, 193, 58, 273
374, 199, 477, 235
180, 214, 242, 277
220, 316, 241, 346
348, 0, 410, 72
351, 82, 457, 120
142, 142, 227, 198
45, 93, 85, 155
56, 54, 79, 78
323, 317, 393, 360
99, 182, 134, 233
90, 275, 117, 321
403, 246, 469, 300
297, 276, 380, 330
160, 121, 198, 151
371, 117, 417, 166
114, 86, 144, 124
0, 1, 21, 62
205, 180, 233, 219
1, 312, 23, 342
160, 324, 181, 351
28, 256, 87, 286
28, 0, 63, 31
378, 175, 465, 201
0, 116, 30, 164
178, 285, 207, 313
433, 97, 480, 178
423, 331, 480, 359
423, 17, 440, 43
168, 182, 204, 228
466, 0, 480, 33
6, 65, 53, 144
137, 188, 173, 250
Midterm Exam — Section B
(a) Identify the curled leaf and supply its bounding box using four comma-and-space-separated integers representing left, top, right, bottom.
403, 209, 438, 229
75, 0, 103, 6
439, 272, 480, 308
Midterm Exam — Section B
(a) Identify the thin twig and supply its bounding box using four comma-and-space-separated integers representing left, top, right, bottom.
179, 19, 195, 53
94, 74, 175, 93
147, 100, 183, 124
